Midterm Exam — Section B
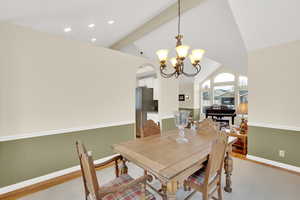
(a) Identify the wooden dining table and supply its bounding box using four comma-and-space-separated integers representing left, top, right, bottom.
113, 129, 237, 200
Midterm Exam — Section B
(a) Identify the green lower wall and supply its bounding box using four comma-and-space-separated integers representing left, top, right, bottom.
248, 126, 300, 167
162, 118, 176, 132
0, 124, 135, 187
179, 108, 200, 121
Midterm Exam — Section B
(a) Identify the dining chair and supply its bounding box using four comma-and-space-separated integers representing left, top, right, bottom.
76, 141, 156, 200
198, 119, 219, 134
184, 131, 228, 200
139, 120, 164, 197
141, 120, 161, 138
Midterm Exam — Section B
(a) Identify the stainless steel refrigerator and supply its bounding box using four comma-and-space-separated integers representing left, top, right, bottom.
135, 87, 157, 137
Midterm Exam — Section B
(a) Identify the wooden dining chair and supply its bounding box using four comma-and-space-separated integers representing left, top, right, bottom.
141, 120, 161, 138
76, 141, 156, 200
197, 119, 219, 135
139, 120, 164, 197
184, 131, 228, 200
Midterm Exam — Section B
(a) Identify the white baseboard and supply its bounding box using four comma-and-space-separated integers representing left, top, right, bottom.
0, 154, 119, 195
247, 155, 300, 173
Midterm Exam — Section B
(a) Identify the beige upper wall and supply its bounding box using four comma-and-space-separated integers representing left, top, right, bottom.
179, 82, 195, 109
248, 40, 300, 127
159, 77, 179, 118
0, 22, 178, 137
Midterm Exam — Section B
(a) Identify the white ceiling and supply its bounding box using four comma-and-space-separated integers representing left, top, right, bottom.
228, 0, 300, 51
133, 0, 247, 74
1, 0, 298, 77
0, 0, 175, 47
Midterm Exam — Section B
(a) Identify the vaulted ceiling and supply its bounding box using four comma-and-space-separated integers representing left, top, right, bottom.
133, 0, 247, 75
0, 0, 175, 47
1, 0, 299, 78
228, 0, 300, 51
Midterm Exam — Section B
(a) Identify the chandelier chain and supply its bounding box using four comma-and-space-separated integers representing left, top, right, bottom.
178, 0, 181, 36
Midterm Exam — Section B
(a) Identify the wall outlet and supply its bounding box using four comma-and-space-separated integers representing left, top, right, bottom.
279, 150, 285, 158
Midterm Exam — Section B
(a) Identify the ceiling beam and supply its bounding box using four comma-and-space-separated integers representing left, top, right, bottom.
110, 0, 205, 50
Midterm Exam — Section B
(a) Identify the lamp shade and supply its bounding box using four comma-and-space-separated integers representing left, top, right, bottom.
192, 49, 205, 61
156, 49, 169, 62
189, 54, 196, 65
176, 45, 190, 58
170, 57, 178, 67
238, 103, 248, 115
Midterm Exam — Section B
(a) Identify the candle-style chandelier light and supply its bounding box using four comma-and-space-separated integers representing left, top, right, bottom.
156, 0, 205, 78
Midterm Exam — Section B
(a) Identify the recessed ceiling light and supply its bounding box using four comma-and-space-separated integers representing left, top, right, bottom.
88, 24, 95, 28
64, 27, 72, 32
107, 20, 115, 25
91, 38, 97, 43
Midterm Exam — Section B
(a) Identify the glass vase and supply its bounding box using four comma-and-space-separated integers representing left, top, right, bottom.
174, 110, 190, 143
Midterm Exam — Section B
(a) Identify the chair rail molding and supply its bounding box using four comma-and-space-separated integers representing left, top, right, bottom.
0, 154, 119, 195
161, 115, 175, 119
0, 121, 135, 142
248, 122, 300, 132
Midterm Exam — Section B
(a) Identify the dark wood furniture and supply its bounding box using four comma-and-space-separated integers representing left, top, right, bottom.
205, 105, 236, 125
228, 131, 247, 155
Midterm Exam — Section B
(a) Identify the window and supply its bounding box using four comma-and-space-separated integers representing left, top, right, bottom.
239, 90, 248, 103
202, 80, 210, 90
214, 85, 235, 109
214, 73, 235, 83
239, 76, 248, 88
200, 73, 247, 113
238, 76, 248, 103
201, 80, 211, 113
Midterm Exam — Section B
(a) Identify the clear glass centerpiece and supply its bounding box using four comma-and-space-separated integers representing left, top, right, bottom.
174, 110, 190, 143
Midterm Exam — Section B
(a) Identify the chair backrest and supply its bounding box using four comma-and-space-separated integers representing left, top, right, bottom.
76, 141, 100, 200
142, 120, 161, 138
198, 119, 219, 135
204, 131, 228, 184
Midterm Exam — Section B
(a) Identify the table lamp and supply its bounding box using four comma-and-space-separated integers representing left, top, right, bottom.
237, 103, 248, 134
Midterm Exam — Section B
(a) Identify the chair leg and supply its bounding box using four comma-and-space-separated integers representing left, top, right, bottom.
142, 184, 146, 200
120, 159, 128, 175
218, 184, 223, 200
202, 190, 209, 200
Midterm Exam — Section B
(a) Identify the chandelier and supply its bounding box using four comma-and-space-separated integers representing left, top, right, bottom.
156, 0, 205, 78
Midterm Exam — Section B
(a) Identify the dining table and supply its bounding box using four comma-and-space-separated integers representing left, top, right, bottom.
113, 129, 237, 200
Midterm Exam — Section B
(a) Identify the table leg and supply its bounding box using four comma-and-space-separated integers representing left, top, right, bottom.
120, 159, 128, 175
224, 145, 233, 193
162, 181, 178, 200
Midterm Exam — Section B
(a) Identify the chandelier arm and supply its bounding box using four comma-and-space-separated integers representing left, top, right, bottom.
160, 67, 177, 78
182, 63, 202, 77
161, 71, 177, 78
181, 61, 185, 73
